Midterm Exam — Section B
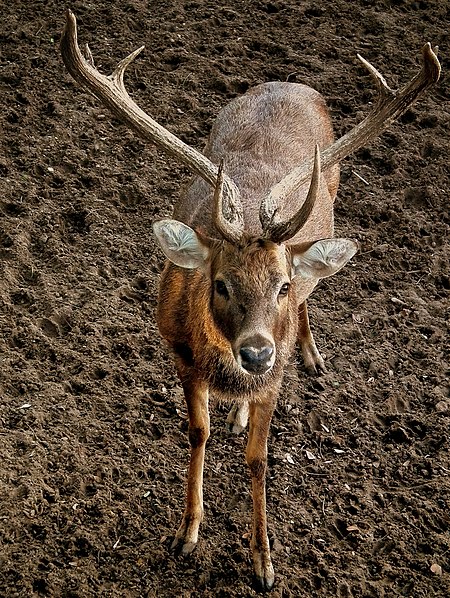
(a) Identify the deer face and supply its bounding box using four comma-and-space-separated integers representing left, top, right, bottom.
210, 238, 292, 375
153, 220, 357, 376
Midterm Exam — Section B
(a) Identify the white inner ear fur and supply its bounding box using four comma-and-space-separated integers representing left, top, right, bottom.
153, 219, 209, 269
292, 238, 358, 280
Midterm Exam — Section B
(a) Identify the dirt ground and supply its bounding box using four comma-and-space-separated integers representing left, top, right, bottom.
1, 0, 449, 596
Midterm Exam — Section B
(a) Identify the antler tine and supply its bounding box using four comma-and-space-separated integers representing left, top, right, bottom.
60, 10, 244, 226
356, 53, 393, 100
213, 160, 245, 243
112, 45, 146, 94
263, 145, 321, 243
263, 43, 441, 213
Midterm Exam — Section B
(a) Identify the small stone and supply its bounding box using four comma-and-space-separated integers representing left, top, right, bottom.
436, 400, 450, 413
272, 538, 284, 552
430, 563, 442, 576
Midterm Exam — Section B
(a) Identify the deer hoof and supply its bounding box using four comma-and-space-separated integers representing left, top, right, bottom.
302, 349, 326, 376
170, 536, 197, 556
252, 549, 275, 592
305, 360, 327, 377
300, 336, 326, 376
226, 402, 249, 434
226, 420, 246, 435
254, 572, 275, 593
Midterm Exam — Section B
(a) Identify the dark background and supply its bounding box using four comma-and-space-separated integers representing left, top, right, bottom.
1, 1, 449, 596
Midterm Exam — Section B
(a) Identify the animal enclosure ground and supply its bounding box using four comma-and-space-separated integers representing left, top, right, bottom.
1, 0, 449, 596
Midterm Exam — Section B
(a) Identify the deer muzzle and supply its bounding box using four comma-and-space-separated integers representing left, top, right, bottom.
236, 335, 276, 375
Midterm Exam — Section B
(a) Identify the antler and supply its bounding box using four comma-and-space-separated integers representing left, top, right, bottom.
213, 160, 245, 243
261, 43, 441, 227
60, 10, 244, 239
260, 145, 321, 243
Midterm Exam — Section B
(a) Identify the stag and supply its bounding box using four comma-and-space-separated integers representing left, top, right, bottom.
61, 11, 440, 591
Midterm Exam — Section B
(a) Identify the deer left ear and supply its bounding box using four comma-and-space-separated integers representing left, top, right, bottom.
153, 219, 210, 269
291, 238, 358, 280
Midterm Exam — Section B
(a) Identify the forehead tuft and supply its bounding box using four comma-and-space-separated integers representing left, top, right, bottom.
214, 238, 290, 287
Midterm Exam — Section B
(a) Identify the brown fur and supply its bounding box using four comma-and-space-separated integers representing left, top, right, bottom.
157, 237, 299, 401
174, 82, 337, 237
159, 82, 339, 591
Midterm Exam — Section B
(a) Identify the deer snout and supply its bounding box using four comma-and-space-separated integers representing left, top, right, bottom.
237, 335, 275, 375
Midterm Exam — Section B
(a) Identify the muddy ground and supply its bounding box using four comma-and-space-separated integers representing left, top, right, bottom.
1, 0, 449, 596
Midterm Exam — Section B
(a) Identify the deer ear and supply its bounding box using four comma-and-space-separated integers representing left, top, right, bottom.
291, 238, 358, 280
153, 219, 210, 269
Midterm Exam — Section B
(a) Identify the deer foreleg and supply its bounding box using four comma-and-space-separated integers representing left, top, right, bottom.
297, 300, 325, 375
171, 372, 210, 555
246, 400, 276, 592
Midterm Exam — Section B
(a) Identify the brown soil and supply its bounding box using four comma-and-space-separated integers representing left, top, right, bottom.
1, 1, 449, 596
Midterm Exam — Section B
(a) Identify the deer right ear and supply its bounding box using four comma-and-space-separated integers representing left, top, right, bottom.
291, 238, 358, 280
153, 219, 210, 269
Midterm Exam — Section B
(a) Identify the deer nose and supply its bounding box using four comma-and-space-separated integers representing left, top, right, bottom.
239, 336, 275, 375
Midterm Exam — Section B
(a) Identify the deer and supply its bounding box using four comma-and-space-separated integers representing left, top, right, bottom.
60, 10, 440, 591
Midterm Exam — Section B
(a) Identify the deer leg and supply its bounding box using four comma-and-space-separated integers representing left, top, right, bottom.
297, 300, 326, 375
226, 401, 249, 434
246, 400, 276, 592
171, 370, 209, 556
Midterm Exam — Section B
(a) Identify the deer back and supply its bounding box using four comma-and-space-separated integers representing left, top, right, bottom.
174, 82, 339, 244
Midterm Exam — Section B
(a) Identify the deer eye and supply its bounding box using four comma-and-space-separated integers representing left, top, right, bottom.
278, 282, 290, 297
214, 279, 229, 299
